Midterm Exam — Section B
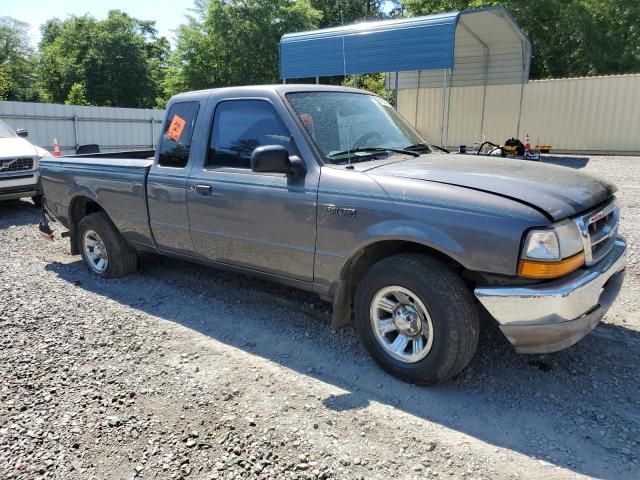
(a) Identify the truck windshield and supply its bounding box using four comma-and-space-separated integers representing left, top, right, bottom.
286, 91, 430, 164
0, 120, 16, 138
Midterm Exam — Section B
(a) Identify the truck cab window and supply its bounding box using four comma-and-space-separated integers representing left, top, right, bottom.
158, 101, 200, 168
207, 100, 296, 169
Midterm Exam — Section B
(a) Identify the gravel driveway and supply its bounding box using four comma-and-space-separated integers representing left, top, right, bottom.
1, 155, 639, 480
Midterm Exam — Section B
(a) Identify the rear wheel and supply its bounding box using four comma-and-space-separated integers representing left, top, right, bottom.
77, 212, 138, 278
354, 254, 479, 385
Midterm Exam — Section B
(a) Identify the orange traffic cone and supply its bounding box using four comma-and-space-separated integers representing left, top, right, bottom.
53, 138, 61, 157
524, 133, 531, 157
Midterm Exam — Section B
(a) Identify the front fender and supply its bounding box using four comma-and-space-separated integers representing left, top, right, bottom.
353, 219, 466, 265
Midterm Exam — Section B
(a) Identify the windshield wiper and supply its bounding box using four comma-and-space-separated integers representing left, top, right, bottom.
402, 142, 434, 153
328, 147, 420, 161
406, 142, 450, 154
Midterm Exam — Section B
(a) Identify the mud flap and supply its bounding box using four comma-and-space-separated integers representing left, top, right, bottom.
331, 279, 353, 330
38, 198, 54, 241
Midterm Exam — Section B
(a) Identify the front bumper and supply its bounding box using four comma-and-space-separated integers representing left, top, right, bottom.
0, 171, 40, 201
475, 237, 626, 354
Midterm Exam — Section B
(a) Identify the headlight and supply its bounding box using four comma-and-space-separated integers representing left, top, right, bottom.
522, 230, 560, 260
519, 221, 585, 279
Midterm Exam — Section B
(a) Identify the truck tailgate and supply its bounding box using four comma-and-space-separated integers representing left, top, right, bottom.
39, 156, 155, 248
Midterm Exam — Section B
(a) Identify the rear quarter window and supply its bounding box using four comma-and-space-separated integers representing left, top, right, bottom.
158, 101, 200, 168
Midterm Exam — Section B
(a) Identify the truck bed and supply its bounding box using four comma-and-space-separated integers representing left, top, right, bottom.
39, 155, 155, 248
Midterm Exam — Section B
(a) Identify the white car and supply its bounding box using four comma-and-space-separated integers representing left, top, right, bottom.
0, 119, 51, 206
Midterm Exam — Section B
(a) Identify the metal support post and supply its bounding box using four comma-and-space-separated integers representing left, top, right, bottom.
439, 69, 448, 146
414, 71, 421, 128
73, 115, 79, 150
515, 81, 525, 139
515, 39, 527, 139
480, 46, 489, 142
393, 72, 399, 110
444, 69, 453, 147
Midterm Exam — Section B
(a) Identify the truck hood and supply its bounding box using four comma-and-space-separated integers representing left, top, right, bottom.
0, 136, 50, 159
362, 155, 615, 221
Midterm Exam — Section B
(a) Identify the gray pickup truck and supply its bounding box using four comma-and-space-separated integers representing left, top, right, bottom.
39, 85, 626, 384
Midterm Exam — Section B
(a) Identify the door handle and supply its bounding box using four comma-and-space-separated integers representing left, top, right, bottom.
194, 184, 212, 195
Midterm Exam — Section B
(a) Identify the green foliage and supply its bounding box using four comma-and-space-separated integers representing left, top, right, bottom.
38, 11, 168, 108
0, 64, 11, 100
310, 0, 383, 27
65, 82, 89, 106
360, 73, 393, 102
401, 0, 640, 79
165, 0, 322, 98
345, 73, 394, 102
0, 17, 39, 101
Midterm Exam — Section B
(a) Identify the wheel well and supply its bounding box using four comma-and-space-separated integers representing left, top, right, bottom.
68, 197, 105, 254
330, 240, 466, 330
342, 240, 464, 287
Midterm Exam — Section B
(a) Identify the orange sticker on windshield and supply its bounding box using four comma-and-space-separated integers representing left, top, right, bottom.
167, 114, 186, 142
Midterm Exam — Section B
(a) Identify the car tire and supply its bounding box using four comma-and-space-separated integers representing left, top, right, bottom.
354, 253, 479, 385
77, 212, 138, 278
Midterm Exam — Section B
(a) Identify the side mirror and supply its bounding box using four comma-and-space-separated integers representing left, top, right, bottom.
16, 129, 28, 138
251, 145, 291, 174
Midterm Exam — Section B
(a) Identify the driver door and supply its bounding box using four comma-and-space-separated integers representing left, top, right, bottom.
186, 98, 318, 282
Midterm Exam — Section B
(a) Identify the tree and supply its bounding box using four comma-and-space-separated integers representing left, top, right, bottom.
65, 83, 89, 106
0, 17, 39, 101
345, 72, 393, 103
38, 11, 169, 108
401, 0, 640, 79
0, 65, 10, 100
310, 0, 383, 28
165, 0, 321, 97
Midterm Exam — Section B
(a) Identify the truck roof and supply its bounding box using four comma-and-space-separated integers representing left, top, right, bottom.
170, 84, 370, 103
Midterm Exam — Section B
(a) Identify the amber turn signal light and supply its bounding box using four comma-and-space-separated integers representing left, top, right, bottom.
518, 252, 585, 279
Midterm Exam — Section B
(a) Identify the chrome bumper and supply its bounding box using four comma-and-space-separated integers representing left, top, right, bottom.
475, 237, 626, 353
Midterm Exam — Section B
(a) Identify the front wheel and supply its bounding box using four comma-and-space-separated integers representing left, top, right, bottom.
354, 254, 479, 385
77, 212, 138, 278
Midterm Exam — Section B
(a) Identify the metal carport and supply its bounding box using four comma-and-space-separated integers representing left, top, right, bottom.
280, 7, 531, 146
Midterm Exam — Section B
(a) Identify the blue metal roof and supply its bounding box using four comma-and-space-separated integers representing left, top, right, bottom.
280, 12, 459, 78
279, 7, 531, 84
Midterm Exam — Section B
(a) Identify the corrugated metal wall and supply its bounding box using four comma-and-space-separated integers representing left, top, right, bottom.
398, 73, 640, 154
0, 101, 164, 155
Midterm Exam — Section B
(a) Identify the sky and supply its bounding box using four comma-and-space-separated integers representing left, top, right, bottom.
3, 0, 396, 47
2, 0, 195, 46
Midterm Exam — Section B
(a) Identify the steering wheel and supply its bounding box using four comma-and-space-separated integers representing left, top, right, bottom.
353, 131, 382, 148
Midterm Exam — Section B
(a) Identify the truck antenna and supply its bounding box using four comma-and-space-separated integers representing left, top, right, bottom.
340, 1, 352, 168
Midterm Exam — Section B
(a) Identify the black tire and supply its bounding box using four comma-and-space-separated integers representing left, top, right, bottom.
31, 194, 43, 209
77, 212, 138, 278
354, 254, 479, 385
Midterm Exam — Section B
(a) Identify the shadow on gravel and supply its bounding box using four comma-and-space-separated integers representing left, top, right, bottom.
0, 199, 39, 227
45, 253, 640, 480
541, 155, 590, 169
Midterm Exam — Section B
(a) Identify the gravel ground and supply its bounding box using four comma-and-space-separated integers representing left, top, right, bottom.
1, 154, 639, 480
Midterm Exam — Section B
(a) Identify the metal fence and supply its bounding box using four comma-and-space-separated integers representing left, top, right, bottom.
0, 101, 165, 155
397, 73, 640, 154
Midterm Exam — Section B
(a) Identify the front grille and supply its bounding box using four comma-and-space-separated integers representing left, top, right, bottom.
0, 157, 34, 173
575, 199, 619, 266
